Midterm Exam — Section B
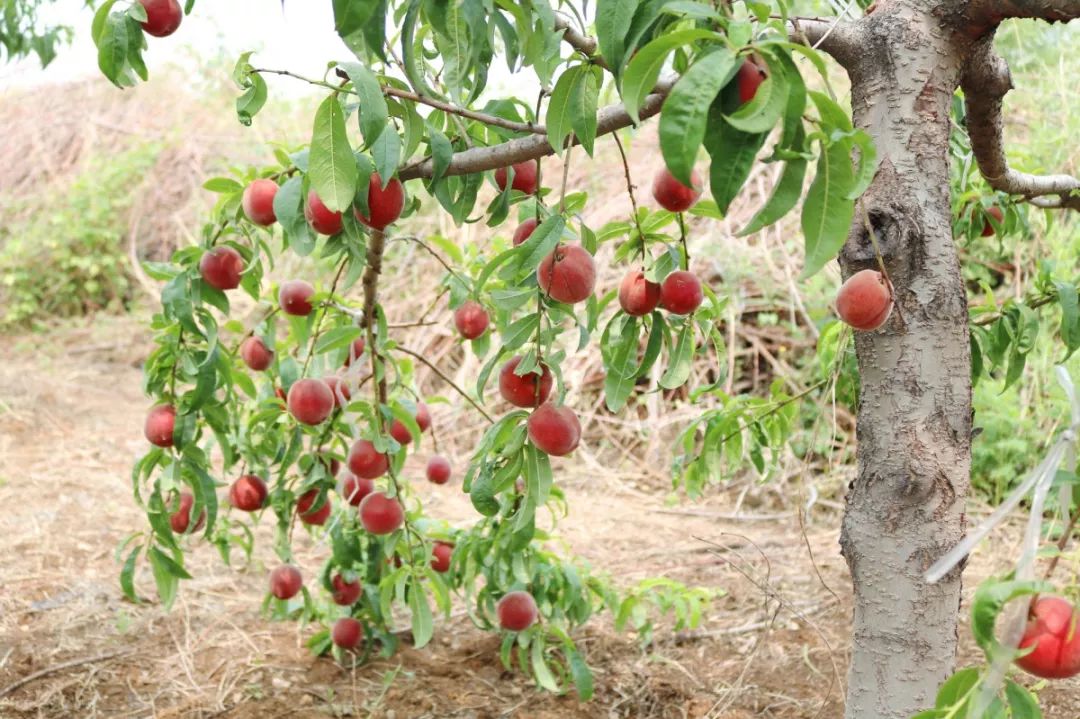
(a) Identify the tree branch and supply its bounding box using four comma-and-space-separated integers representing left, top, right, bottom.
787, 16, 864, 68
553, 14, 606, 68
966, 0, 1080, 30
961, 43, 1080, 211
398, 77, 676, 181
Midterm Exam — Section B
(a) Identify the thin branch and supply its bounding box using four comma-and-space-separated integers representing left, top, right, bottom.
394, 345, 495, 424
387, 235, 469, 286
553, 14, 606, 69
786, 16, 863, 68
0, 651, 132, 698
966, 0, 1080, 32
961, 43, 1080, 211
399, 77, 677, 181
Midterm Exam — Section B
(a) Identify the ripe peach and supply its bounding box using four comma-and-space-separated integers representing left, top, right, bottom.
279, 280, 315, 316
497, 590, 538, 631
618, 270, 662, 316
537, 244, 596, 304
389, 402, 431, 444
332, 617, 364, 649
527, 403, 581, 456
1017, 596, 1080, 679
296, 489, 331, 525
736, 59, 766, 104
513, 217, 539, 246
498, 356, 553, 408
269, 565, 302, 600
288, 379, 335, 425
229, 474, 267, 512
169, 491, 205, 534
358, 492, 404, 535
354, 173, 405, 231
652, 167, 702, 213
348, 439, 389, 479
981, 205, 1004, 237
242, 179, 278, 226
454, 301, 489, 340
240, 336, 273, 371
330, 574, 362, 605
144, 404, 176, 448
660, 270, 704, 315
199, 246, 244, 291
426, 455, 451, 485
495, 161, 538, 194
430, 542, 453, 573
342, 338, 365, 367
139, 0, 182, 37
836, 269, 893, 331
305, 190, 343, 235
322, 375, 351, 409
340, 473, 375, 506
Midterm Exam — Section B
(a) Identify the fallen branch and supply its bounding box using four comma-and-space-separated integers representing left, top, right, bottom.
0, 651, 132, 698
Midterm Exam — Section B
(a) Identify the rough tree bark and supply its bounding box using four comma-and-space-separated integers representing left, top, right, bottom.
830, 2, 1078, 717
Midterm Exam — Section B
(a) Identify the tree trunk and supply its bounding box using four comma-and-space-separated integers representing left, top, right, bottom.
838, 4, 974, 717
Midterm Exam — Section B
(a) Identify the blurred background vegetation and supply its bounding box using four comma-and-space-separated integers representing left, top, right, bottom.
0, 18, 1076, 510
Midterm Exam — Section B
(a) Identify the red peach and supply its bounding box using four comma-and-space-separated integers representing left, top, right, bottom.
358, 492, 404, 535
279, 280, 315, 316
513, 217, 539, 246
229, 474, 268, 512
495, 161, 539, 194
169, 491, 205, 534
426, 455, 451, 485
348, 439, 389, 479
342, 338, 365, 367
340, 473, 375, 506
454, 301, 490, 340
199, 246, 244, 291
497, 590, 538, 631
652, 167, 702, 213
330, 574, 362, 605
269, 565, 302, 600
431, 542, 453, 573
296, 489, 331, 526
354, 173, 405, 231
242, 179, 278, 226
332, 617, 364, 649
139, 0, 182, 37
982, 205, 1004, 237
537, 244, 596, 304
836, 269, 893, 331
527, 403, 582, 457
736, 58, 766, 104
660, 271, 704, 315
1017, 596, 1080, 679
498, 356, 553, 408
618, 270, 662, 316
323, 375, 352, 409
144, 404, 176, 448
288, 378, 335, 425
305, 190, 343, 235
240, 336, 274, 371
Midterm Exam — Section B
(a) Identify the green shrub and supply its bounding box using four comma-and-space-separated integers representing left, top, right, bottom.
0, 144, 160, 329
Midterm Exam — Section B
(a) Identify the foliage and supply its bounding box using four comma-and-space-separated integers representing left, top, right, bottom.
0, 0, 95, 66
0, 144, 160, 329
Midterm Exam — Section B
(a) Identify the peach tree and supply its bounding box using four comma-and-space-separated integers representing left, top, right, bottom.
84, 0, 1080, 716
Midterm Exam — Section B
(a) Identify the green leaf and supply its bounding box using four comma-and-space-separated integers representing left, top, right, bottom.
119, 544, 141, 603
846, 129, 879, 200
603, 316, 639, 412
566, 644, 594, 700
203, 177, 242, 194
514, 216, 565, 275
426, 122, 453, 182
314, 326, 364, 355
371, 126, 402, 182
530, 637, 560, 691
1005, 680, 1042, 719
339, 62, 389, 149
934, 667, 979, 708
148, 546, 182, 609
596, 0, 638, 77
659, 48, 737, 187
409, 579, 434, 648
570, 66, 603, 156
1057, 281, 1080, 358
309, 94, 359, 212
971, 579, 1051, 660
234, 52, 268, 126
738, 157, 807, 236
704, 102, 767, 215
546, 65, 584, 154
724, 55, 789, 134
660, 322, 694, 389
620, 29, 718, 124
96, 12, 129, 87
809, 90, 853, 132
800, 139, 856, 279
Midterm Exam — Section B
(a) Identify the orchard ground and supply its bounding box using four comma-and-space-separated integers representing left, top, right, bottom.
1, 316, 1078, 718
